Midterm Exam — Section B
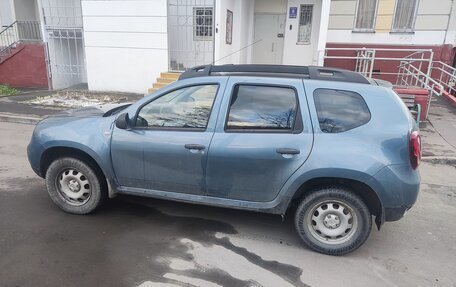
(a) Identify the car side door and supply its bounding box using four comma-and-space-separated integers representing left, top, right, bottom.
205, 77, 314, 202
111, 78, 227, 195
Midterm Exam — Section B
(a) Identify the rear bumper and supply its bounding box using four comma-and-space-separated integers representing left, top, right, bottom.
372, 164, 420, 223
384, 205, 413, 221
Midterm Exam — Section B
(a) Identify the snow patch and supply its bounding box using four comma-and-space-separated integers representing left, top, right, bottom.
22, 91, 127, 108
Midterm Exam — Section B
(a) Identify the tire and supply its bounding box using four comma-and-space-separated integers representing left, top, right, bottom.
295, 186, 372, 255
45, 157, 107, 214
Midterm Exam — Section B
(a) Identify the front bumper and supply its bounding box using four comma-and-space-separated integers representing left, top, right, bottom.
27, 141, 44, 178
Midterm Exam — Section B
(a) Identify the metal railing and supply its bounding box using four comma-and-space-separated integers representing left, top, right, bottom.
355, 48, 375, 77
431, 61, 456, 96
323, 47, 456, 96
0, 21, 42, 59
324, 47, 456, 120
324, 47, 434, 79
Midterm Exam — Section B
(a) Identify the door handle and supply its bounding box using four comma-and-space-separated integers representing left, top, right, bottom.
276, 148, 300, 155
185, 144, 206, 150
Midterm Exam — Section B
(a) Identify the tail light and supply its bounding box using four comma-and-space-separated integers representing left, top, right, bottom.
409, 131, 421, 169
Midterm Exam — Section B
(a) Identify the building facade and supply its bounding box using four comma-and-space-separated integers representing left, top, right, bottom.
326, 0, 456, 83
80, 0, 332, 93
0, 0, 455, 93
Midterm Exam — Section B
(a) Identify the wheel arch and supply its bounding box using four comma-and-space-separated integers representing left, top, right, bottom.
289, 177, 383, 226
40, 146, 114, 197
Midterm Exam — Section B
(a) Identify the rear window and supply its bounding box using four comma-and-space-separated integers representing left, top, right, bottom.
313, 89, 370, 133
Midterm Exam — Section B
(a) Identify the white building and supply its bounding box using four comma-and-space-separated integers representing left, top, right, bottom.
1, 0, 332, 93
81, 0, 331, 93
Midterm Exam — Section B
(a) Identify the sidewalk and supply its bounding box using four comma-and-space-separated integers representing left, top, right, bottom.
421, 95, 456, 163
0, 87, 143, 124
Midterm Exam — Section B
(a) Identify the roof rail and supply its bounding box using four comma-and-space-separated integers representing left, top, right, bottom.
178, 64, 370, 84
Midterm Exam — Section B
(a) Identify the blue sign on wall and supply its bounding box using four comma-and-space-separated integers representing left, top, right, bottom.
289, 7, 298, 18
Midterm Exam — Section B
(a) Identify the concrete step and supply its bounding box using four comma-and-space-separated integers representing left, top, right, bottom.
152, 82, 167, 89
160, 72, 180, 80
156, 77, 176, 84
147, 71, 181, 94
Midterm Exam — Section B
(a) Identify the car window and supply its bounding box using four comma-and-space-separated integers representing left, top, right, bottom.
226, 85, 298, 131
137, 84, 218, 129
313, 89, 371, 133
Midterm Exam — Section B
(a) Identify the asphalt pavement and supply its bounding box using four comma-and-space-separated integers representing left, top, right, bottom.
0, 99, 455, 287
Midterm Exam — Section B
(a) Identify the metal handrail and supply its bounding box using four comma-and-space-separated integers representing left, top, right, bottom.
431, 61, 456, 95
0, 20, 42, 59
0, 21, 17, 36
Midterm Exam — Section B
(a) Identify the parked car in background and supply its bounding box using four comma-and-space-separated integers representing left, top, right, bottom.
27, 65, 421, 255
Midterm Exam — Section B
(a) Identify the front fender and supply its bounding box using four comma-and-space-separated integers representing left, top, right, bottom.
41, 140, 115, 181
30, 116, 117, 185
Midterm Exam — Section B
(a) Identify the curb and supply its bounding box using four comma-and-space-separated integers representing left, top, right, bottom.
422, 156, 456, 167
0, 113, 42, 125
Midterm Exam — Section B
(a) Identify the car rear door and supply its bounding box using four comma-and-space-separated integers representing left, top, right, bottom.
205, 77, 314, 202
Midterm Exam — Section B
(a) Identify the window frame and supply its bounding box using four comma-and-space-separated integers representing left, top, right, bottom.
224, 83, 303, 134
297, 4, 314, 45
313, 88, 372, 133
353, 0, 379, 33
390, 0, 420, 33
133, 83, 220, 132
193, 7, 214, 41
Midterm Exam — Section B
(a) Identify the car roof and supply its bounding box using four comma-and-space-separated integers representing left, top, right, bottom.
178, 64, 371, 85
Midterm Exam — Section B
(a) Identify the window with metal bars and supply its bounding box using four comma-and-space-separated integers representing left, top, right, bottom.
354, 0, 378, 32
391, 0, 420, 32
193, 7, 213, 41
297, 5, 313, 44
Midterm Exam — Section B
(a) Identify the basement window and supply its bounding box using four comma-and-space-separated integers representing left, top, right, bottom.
194, 7, 213, 41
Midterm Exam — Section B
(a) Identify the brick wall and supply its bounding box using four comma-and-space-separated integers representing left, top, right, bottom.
0, 43, 48, 89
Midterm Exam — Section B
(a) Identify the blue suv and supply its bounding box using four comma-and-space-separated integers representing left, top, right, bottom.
27, 65, 421, 255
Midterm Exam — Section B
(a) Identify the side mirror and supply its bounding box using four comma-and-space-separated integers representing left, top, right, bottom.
115, 113, 131, 129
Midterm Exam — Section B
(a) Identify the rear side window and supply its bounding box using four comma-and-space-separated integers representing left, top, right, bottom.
226, 85, 298, 132
313, 89, 370, 133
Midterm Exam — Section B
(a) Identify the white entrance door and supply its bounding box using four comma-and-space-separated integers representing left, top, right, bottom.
252, 14, 286, 64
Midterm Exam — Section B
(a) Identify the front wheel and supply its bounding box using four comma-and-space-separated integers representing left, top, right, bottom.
45, 157, 107, 214
295, 187, 372, 255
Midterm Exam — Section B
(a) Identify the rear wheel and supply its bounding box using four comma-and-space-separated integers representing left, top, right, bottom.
295, 187, 372, 255
45, 157, 107, 214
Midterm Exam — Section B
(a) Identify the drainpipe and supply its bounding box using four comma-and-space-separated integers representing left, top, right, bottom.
443, 0, 454, 64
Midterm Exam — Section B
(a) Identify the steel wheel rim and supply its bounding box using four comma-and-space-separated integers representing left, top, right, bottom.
55, 168, 92, 206
306, 200, 358, 245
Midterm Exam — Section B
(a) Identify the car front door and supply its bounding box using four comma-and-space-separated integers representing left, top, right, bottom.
111, 79, 227, 195
206, 77, 314, 202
